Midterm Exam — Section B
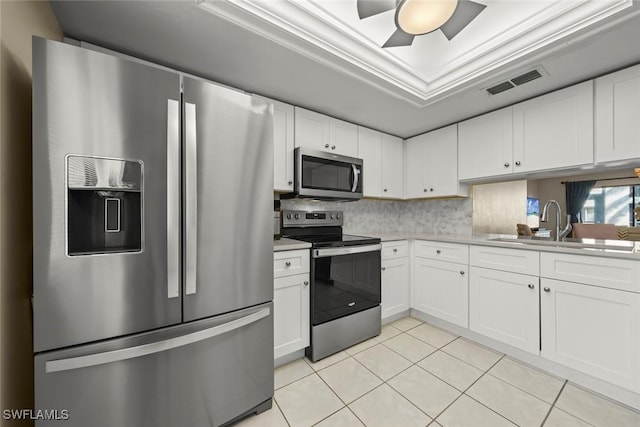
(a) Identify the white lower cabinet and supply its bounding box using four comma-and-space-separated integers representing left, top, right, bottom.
540, 278, 640, 392
469, 266, 540, 354
413, 257, 468, 328
381, 245, 409, 320
273, 249, 310, 360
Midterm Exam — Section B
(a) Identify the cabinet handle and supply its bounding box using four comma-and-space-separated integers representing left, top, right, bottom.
331, 145, 336, 150
436, 250, 441, 254
287, 180, 292, 185
504, 162, 510, 167
459, 270, 465, 275
423, 189, 427, 192
429, 188, 434, 192
285, 261, 291, 267
528, 284, 535, 289
515, 161, 521, 166
393, 248, 398, 253
303, 281, 309, 286
384, 188, 388, 192
381, 267, 386, 271
324, 144, 330, 148
543, 287, 550, 292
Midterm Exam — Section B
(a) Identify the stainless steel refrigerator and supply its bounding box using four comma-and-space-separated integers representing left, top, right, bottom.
32, 37, 274, 426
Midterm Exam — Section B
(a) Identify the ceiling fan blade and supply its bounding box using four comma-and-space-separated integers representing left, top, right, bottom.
357, 0, 397, 19
440, 0, 487, 40
382, 29, 415, 48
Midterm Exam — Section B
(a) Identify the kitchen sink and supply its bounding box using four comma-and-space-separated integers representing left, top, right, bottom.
487, 236, 636, 252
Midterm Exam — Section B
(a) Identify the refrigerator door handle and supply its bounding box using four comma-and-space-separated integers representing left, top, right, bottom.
185, 102, 198, 295
167, 99, 180, 299
45, 307, 271, 373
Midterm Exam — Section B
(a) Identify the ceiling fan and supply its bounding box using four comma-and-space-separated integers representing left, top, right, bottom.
357, 0, 487, 48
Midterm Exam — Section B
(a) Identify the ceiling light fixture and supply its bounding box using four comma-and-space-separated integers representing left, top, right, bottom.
396, 0, 458, 35
357, 0, 486, 48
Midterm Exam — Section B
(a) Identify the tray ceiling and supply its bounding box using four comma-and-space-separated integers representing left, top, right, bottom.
199, 0, 635, 106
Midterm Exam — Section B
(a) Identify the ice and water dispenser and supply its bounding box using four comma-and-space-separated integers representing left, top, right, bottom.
67, 155, 143, 255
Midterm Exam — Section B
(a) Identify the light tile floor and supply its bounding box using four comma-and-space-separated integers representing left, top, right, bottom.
236, 317, 640, 427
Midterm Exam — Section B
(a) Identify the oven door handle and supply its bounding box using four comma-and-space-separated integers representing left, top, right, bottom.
313, 244, 381, 258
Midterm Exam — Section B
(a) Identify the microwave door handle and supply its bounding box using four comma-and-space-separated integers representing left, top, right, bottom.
185, 102, 198, 296
166, 99, 180, 299
351, 164, 359, 193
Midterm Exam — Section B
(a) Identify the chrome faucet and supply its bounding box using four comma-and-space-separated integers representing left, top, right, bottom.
540, 200, 572, 241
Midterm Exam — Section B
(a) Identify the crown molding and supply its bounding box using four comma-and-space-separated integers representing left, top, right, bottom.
199, 0, 637, 107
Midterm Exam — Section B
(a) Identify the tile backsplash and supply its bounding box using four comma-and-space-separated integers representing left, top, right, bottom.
280, 198, 472, 235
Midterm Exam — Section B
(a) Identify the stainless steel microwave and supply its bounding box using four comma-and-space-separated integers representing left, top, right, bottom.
284, 147, 363, 201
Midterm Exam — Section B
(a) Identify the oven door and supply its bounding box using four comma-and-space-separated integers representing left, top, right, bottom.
311, 244, 381, 326
295, 148, 363, 200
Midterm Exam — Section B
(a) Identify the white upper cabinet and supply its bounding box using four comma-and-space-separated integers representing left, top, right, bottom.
294, 107, 357, 157
256, 96, 295, 192
513, 81, 594, 172
595, 64, 640, 163
381, 134, 404, 199
357, 127, 404, 199
405, 124, 468, 199
357, 126, 383, 198
458, 107, 514, 181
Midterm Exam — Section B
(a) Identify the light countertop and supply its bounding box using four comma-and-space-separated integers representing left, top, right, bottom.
273, 238, 311, 252
349, 232, 640, 260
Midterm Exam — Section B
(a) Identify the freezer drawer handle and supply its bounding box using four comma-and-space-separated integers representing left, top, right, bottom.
45, 307, 271, 374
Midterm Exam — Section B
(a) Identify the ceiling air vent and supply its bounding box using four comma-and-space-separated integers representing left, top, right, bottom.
486, 67, 546, 95
487, 81, 515, 95
511, 69, 542, 86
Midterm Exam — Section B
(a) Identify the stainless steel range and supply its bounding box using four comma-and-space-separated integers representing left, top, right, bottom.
281, 210, 381, 361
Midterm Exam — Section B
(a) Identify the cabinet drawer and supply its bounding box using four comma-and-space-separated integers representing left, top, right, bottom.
540, 252, 640, 293
414, 240, 469, 264
470, 245, 539, 276
274, 249, 310, 278
382, 240, 408, 260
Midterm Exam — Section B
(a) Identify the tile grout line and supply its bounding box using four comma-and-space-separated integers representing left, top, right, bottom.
430, 353, 508, 425
539, 379, 568, 427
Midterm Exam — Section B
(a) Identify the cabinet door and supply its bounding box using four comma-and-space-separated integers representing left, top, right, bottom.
403, 135, 426, 199
413, 258, 468, 328
274, 273, 310, 359
294, 107, 331, 151
258, 97, 294, 192
541, 278, 640, 392
358, 126, 382, 198
424, 124, 468, 198
458, 107, 513, 180
469, 267, 540, 354
513, 81, 593, 172
595, 64, 640, 163
381, 257, 409, 320
331, 117, 358, 157
381, 134, 404, 199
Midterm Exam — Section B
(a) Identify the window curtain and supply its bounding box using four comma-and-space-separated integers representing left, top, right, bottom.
565, 180, 596, 224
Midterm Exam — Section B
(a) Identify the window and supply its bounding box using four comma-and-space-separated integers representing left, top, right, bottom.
581, 185, 640, 226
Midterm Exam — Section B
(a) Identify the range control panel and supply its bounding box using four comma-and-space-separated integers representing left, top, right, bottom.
281, 210, 343, 228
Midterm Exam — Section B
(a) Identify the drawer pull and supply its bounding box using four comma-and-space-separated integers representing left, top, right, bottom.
393, 248, 398, 253
528, 284, 534, 289
285, 261, 291, 267
381, 267, 386, 271
543, 287, 551, 292
303, 281, 309, 286
459, 270, 465, 275
436, 249, 441, 254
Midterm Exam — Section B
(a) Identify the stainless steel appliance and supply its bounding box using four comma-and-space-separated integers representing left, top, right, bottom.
281, 210, 381, 361
283, 147, 363, 200
32, 38, 274, 426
